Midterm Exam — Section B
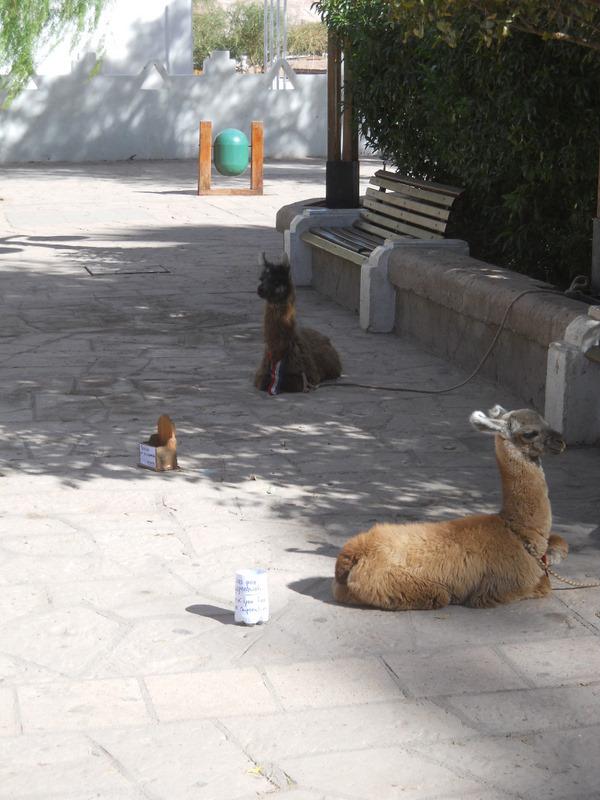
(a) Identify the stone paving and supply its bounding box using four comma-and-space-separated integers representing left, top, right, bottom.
0, 158, 599, 800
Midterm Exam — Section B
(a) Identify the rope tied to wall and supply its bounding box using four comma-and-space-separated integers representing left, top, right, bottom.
320, 287, 563, 395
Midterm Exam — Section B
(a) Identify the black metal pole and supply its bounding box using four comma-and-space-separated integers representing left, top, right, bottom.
326, 32, 359, 208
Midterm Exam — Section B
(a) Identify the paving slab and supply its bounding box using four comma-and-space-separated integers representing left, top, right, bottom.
19, 677, 150, 733
0, 158, 599, 799
0, 732, 134, 798
144, 667, 279, 721
93, 721, 275, 799
225, 700, 476, 762
409, 727, 600, 799
264, 656, 402, 710
277, 747, 483, 799
442, 683, 600, 735
382, 645, 529, 698
499, 636, 600, 687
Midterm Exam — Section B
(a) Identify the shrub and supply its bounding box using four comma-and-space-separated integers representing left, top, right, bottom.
225, 1, 264, 65
192, 0, 228, 68
1, 0, 105, 102
192, 1, 264, 70
287, 22, 328, 56
315, 0, 600, 286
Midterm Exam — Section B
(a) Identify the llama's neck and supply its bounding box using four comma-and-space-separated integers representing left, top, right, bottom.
263, 297, 297, 360
495, 435, 552, 555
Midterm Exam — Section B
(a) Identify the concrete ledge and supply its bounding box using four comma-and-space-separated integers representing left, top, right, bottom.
276, 198, 325, 233
388, 249, 581, 345
284, 206, 362, 286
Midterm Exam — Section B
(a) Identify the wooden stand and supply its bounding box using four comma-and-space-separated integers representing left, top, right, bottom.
197, 120, 264, 196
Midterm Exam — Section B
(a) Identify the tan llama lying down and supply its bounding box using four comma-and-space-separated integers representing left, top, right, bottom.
255, 252, 342, 394
334, 406, 569, 610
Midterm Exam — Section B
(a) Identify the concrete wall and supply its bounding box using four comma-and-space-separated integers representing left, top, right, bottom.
0, 51, 327, 163
306, 238, 586, 412
388, 249, 585, 411
0, 0, 327, 162
312, 251, 361, 314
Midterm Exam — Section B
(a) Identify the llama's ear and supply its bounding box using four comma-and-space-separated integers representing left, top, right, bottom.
258, 251, 268, 267
488, 405, 508, 419
469, 410, 507, 435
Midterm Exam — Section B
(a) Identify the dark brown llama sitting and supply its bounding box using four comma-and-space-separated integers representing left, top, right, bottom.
254, 252, 342, 394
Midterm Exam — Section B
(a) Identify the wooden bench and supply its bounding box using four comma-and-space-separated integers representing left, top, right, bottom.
301, 170, 464, 265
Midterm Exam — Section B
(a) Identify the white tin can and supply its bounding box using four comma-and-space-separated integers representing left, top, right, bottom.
234, 568, 269, 625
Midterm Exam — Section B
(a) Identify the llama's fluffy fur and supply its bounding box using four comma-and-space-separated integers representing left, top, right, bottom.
254, 252, 342, 393
333, 406, 569, 610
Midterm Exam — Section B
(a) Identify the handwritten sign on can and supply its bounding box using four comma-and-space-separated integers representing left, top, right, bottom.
234, 568, 269, 625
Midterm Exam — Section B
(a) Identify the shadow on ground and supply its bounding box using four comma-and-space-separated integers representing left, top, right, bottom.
1, 221, 598, 549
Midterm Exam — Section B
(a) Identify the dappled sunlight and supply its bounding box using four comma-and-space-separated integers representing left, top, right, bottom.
0, 190, 594, 543
1, 35, 327, 163
0, 158, 598, 800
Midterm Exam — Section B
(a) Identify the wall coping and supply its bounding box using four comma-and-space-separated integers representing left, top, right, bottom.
276, 198, 325, 232
387, 247, 587, 349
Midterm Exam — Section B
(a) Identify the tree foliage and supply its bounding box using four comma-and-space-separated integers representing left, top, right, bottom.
193, 0, 264, 68
225, 1, 264, 65
193, 0, 229, 68
0, 0, 105, 100
287, 22, 328, 56
386, 1, 600, 52
315, 0, 600, 285
193, 2, 328, 70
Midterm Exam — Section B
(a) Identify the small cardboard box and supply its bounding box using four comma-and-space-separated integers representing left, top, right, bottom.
139, 414, 178, 471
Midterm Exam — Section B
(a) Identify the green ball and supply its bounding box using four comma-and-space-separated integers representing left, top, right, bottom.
213, 128, 250, 176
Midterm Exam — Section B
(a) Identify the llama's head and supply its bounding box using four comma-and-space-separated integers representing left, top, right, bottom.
470, 406, 566, 459
257, 252, 293, 304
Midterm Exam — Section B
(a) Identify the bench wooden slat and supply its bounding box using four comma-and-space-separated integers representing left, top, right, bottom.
363, 196, 447, 234
360, 209, 444, 239
345, 225, 385, 247
331, 226, 383, 251
301, 170, 462, 267
375, 169, 463, 198
354, 218, 410, 241
303, 224, 385, 259
365, 187, 451, 222
311, 227, 373, 254
370, 176, 456, 208
301, 230, 368, 265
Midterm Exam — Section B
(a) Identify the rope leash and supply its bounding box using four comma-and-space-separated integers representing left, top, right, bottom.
541, 560, 600, 591
319, 287, 562, 395
539, 554, 600, 590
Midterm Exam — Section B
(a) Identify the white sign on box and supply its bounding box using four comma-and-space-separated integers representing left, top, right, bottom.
234, 568, 269, 625
139, 443, 157, 469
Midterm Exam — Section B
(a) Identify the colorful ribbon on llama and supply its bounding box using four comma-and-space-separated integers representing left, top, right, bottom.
263, 354, 285, 395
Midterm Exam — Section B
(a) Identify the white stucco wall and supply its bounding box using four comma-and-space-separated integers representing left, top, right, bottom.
0, 52, 327, 162
100, 0, 193, 76
0, 1, 327, 163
